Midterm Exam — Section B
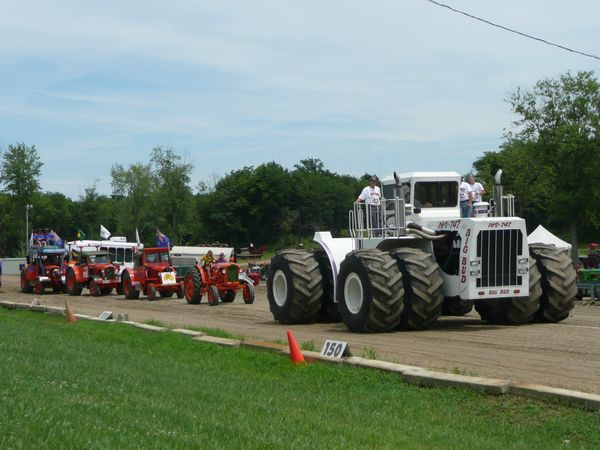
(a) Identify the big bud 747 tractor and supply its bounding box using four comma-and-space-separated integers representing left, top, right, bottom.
267, 171, 576, 332
120, 247, 184, 300
65, 249, 123, 296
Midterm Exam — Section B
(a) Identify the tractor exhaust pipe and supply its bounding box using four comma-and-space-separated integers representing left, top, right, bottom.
406, 223, 449, 241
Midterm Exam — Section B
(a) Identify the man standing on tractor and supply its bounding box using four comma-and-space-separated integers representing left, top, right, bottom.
355, 175, 382, 236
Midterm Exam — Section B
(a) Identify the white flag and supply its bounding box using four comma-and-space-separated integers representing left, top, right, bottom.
135, 228, 141, 247
100, 224, 111, 240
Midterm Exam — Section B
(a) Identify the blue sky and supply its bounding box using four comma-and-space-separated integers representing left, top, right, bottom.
1, 0, 599, 199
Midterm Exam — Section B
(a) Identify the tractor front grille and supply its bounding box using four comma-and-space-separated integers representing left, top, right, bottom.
476, 229, 523, 288
227, 265, 239, 282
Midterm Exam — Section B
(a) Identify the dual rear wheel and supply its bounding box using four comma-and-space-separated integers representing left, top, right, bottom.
267, 245, 576, 332
268, 248, 444, 332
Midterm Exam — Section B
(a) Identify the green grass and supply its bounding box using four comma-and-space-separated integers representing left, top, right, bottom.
300, 339, 318, 352
182, 325, 242, 340
1, 308, 600, 449
144, 319, 166, 327
360, 346, 379, 360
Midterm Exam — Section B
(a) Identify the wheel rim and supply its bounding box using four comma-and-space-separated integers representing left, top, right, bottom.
243, 284, 250, 302
208, 288, 215, 303
272, 270, 288, 307
68, 272, 74, 290
344, 272, 364, 314
21, 273, 26, 289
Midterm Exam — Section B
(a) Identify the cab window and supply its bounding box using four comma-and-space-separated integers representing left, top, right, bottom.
414, 181, 458, 207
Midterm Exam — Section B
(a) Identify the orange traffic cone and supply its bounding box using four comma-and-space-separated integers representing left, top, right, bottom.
64, 299, 77, 324
287, 329, 305, 364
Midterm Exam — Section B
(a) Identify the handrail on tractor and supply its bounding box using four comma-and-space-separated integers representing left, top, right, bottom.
349, 198, 406, 239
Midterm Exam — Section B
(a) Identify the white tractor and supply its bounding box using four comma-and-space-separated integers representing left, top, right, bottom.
267, 171, 576, 332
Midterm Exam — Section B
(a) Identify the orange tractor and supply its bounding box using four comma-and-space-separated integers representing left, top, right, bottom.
120, 247, 184, 300
184, 261, 255, 306
65, 249, 123, 296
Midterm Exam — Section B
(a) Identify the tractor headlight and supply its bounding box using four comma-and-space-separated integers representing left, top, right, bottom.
518, 267, 528, 274
518, 258, 528, 265
470, 260, 480, 267
470, 269, 481, 277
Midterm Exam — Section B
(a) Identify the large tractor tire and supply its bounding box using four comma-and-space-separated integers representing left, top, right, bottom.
392, 248, 444, 330
337, 249, 404, 332
147, 284, 156, 301
20, 270, 33, 293
35, 280, 44, 296
530, 244, 576, 322
313, 249, 341, 322
122, 271, 140, 300
89, 282, 101, 297
207, 285, 219, 306
474, 258, 542, 325
242, 281, 255, 304
267, 250, 323, 324
441, 297, 473, 316
66, 269, 83, 296
184, 268, 202, 304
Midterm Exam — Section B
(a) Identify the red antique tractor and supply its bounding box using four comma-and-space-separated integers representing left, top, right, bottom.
583, 243, 600, 269
184, 261, 255, 306
65, 249, 123, 296
120, 247, 184, 300
20, 246, 66, 295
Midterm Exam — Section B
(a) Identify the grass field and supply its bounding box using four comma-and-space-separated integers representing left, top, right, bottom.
1, 308, 599, 449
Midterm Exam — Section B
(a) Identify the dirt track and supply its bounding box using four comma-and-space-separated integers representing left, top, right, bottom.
2, 274, 600, 395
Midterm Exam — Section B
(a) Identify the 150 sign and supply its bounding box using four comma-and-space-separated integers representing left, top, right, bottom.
320, 340, 349, 359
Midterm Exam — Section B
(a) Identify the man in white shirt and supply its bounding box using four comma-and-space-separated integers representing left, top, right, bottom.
356, 175, 382, 235
459, 176, 473, 218
469, 175, 485, 203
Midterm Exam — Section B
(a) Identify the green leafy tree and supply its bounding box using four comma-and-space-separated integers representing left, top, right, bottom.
151, 146, 193, 244
0, 143, 43, 255
111, 162, 155, 242
487, 71, 600, 262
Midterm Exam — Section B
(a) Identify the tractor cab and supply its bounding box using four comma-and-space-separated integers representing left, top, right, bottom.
381, 171, 461, 225
142, 248, 172, 273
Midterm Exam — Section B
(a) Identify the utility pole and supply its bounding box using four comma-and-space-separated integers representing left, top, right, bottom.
25, 204, 33, 255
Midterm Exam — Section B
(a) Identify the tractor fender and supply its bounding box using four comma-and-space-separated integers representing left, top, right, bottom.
122, 269, 138, 285
313, 232, 354, 303
238, 272, 254, 286
69, 266, 85, 284
193, 264, 211, 285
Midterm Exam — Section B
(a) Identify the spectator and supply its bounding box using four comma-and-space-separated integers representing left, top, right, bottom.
469, 174, 485, 203
459, 176, 473, 218
216, 252, 227, 263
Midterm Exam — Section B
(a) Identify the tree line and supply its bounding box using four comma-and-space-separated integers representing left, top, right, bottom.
0, 146, 364, 256
1, 71, 599, 259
